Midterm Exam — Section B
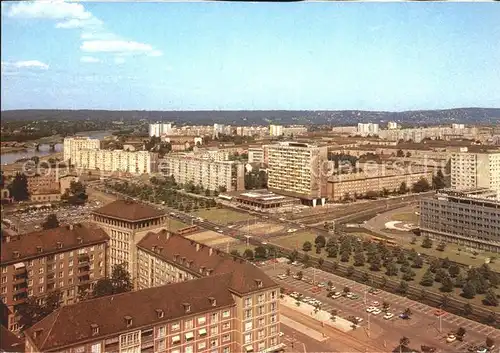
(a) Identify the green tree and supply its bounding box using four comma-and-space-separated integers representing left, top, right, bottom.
17, 290, 62, 330
412, 256, 424, 269
92, 278, 115, 298
398, 181, 408, 194
8, 172, 29, 201
483, 289, 499, 307
461, 281, 476, 299
454, 273, 466, 287
412, 177, 431, 193
42, 213, 59, 230
420, 269, 435, 287
402, 269, 415, 281
462, 303, 473, 316
340, 250, 350, 263
296, 271, 303, 280
243, 249, 254, 260
62, 181, 88, 205
421, 235, 433, 249
398, 280, 409, 294
436, 242, 447, 252
448, 264, 460, 277
385, 263, 398, 276
314, 235, 326, 248
302, 254, 310, 267
432, 169, 446, 190
230, 250, 240, 257
302, 241, 312, 252
346, 266, 355, 277
353, 252, 365, 266
318, 257, 324, 268
361, 272, 370, 283
110, 264, 133, 294
440, 274, 454, 292
254, 246, 267, 260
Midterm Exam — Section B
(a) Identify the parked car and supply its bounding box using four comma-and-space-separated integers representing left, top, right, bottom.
372, 308, 382, 315
421, 345, 437, 353
331, 292, 342, 299
476, 347, 488, 353
383, 313, 394, 320
399, 313, 410, 320
446, 334, 457, 343
366, 306, 376, 313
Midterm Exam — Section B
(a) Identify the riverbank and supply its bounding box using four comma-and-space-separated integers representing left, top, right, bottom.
1, 147, 27, 155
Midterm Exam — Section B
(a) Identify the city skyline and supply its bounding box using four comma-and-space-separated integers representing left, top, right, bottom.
2, 1, 500, 112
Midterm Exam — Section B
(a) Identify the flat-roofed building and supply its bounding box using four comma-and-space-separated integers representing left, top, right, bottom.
0, 224, 109, 331
220, 190, 299, 210
91, 200, 168, 288
420, 189, 500, 252
164, 154, 245, 192
63, 137, 100, 165
75, 149, 158, 175
267, 142, 329, 206
327, 169, 434, 201
451, 151, 500, 199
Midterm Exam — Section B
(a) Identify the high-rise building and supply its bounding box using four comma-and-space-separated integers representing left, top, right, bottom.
0, 224, 109, 331
357, 123, 379, 137
91, 200, 168, 288
451, 150, 500, 198
74, 149, 159, 174
387, 121, 398, 130
420, 189, 500, 252
149, 122, 173, 137
269, 125, 283, 137
63, 137, 100, 165
267, 142, 329, 206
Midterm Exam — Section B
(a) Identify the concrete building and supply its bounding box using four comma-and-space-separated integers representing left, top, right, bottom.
327, 169, 434, 201
149, 123, 173, 137
164, 154, 245, 192
282, 126, 308, 137
420, 189, 500, 252
357, 123, 379, 137
450, 150, 500, 198
269, 125, 283, 137
91, 200, 168, 288
248, 146, 269, 164
267, 142, 329, 206
379, 126, 478, 143
30, 190, 61, 203
63, 137, 100, 165
0, 224, 109, 331
75, 149, 159, 175
387, 122, 399, 130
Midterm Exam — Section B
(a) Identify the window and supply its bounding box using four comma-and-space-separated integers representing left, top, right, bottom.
158, 326, 166, 338
171, 322, 180, 331
270, 314, 277, 323
171, 335, 181, 344
222, 322, 230, 330
210, 326, 218, 335
74, 346, 85, 353
185, 332, 194, 341
185, 345, 193, 353
244, 321, 252, 332
59, 280, 64, 288
257, 306, 264, 316
198, 316, 206, 325
58, 271, 63, 278
258, 330, 265, 340
69, 269, 73, 276
244, 334, 252, 344
270, 337, 277, 346
258, 342, 266, 351
271, 303, 277, 312
223, 347, 230, 353
244, 297, 252, 307
185, 319, 194, 330
222, 310, 230, 318
198, 341, 207, 350
210, 339, 218, 348
270, 325, 277, 334
257, 294, 264, 304
91, 343, 101, 353
157, 339, 166, 351
28, 279, 33, 286
211, 313, 218, 323
244, 310, 252, 320
0, 287, 5, 294
38, 268, 44, 274
258, 318, 265, 327
1, 268, 6, 274
27, 260, 33, 267
222, 334, 230, 343
39, 286, 44, 293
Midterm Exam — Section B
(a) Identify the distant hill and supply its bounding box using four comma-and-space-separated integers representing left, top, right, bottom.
1, 107, 499, 126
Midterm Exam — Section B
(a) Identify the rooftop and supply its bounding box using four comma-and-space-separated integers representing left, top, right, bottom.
0, 223, 109, 265
137, 230, 277, 294
25, 274, 235, 351
92, 199, 166, 222
1, 325, 24, 353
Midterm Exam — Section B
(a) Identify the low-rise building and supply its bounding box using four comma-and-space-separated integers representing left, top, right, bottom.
420, 189, 500, 252
0, 224, 109, 331
75, 149, 158, 175
30, 190, 61, 203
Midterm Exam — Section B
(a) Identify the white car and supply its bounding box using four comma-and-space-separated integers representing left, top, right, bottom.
371, 301, 380, 307
355, 317, 363, 323
366, 306, 376, 313
279, 332, 284, 337
277, 274, 287, 280
383, 313, 394, 320
446, 334, 457, 343
331, 293, 342, 299
372, 308, 382, 315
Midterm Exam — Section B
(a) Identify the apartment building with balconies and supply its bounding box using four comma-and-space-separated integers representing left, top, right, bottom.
91, 200, 168, 288
63, 137, 101, 165
0, 224, 109, 331
267, 142, 329, 206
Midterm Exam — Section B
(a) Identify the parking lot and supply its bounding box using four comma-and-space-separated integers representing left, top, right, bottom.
264, 262, 500, 352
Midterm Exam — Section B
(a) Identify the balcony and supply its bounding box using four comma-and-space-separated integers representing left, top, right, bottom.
13, 286, 27, 294
78, 260, 90, 267
14, 266, 27, 275
78, 275, 90, 283
12, 276, 27, 285
47, 276, 56, 283
12, 295, 27, 305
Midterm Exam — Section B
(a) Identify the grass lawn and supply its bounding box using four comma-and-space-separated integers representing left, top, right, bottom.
193, 208, 253, 224
391, 212, 419, 223
166, 217, 188, 231
226, 243, 256, 255
273, 231, 317, 250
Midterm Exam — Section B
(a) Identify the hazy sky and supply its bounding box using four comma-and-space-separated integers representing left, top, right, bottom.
2, 1, 499, 111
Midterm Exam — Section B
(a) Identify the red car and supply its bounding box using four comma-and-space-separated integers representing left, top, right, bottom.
434, 310, 446, 317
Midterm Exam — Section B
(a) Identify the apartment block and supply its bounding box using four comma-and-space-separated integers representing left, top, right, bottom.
0, 224, 109, 331
327, 169, 434, 201
91, 200, 168, 288
75, 149, 159, 175
149, 123, 173, 137
248, 146, 269, 164
136, 230, 282, 353
269, 125, 283, 137
164, 154, 245, 192
451, 151, 500, 198
267, 142, 329, 205
357, 123, 379, 137
63, 137, 100, 165
420, 189, 500, 252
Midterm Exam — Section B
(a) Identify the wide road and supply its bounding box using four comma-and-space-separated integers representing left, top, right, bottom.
266, 262, 500, 353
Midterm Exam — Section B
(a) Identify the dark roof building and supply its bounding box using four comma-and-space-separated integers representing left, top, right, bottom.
0, 325, 24, 353
91, 199, 165, 222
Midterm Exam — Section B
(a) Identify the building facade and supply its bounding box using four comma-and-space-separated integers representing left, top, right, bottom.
357, 123, 379, 137
327, 169, 434, 201
267, 142, 329, 205
75, 149, 159, 175
149, 123, 173, 137
420, 189, 500, 252
91, 200, 168, 288
0, 224, 109, 331
451, 151, 500, 198
63, 137, 101, 165
163, 154, 245, 192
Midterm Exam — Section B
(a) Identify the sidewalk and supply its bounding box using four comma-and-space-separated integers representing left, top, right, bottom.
280, 315, 328, 342
281, 295, 354, 332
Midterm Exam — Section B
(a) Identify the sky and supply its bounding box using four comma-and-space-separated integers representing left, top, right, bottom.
1, 1, 500, 111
